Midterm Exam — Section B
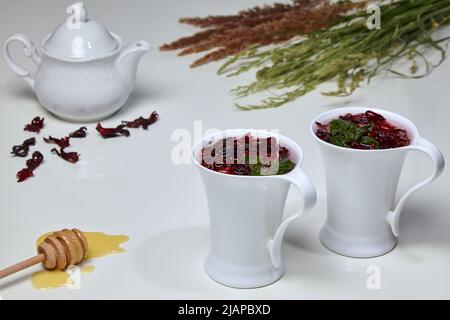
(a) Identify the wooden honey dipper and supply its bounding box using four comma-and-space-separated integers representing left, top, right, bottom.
0, 228, 88, 279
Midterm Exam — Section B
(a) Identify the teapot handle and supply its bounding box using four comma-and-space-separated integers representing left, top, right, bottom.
3, 34, 41, 89
386, 137, 445, 237
268, 167, 317, 269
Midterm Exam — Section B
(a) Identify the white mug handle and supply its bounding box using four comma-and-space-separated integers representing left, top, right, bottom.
3, 34, 41, 89
387, 137, 445, 237
268, 167, 317, 269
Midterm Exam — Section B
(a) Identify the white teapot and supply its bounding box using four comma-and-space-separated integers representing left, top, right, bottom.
3, 2, 150, 122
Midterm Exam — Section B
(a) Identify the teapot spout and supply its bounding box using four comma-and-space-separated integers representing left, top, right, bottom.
115, 41, 151, 88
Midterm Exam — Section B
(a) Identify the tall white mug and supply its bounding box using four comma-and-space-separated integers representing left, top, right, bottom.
311, 107, 445, 258
192, 129, 317, 288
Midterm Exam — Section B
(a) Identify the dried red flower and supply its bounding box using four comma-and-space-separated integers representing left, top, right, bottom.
11, 137, 36, 157
51, 148, 79, 163
160, 0, 362, 67
316, 111, 411, 149
201, 134, 294, 176
15, 112, 158, 181
24, 116, 45, 133
17, 168, 34, 182
17, 151, 44, 182
26, 151, 44, 170
69, 127, 88, 138
122, 112, 159, 129
96, 123, 130, 138
43, 136, 71, 149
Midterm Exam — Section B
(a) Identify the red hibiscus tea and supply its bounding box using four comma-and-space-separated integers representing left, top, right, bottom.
315, 110, 410, 149
201, 133, 295, 176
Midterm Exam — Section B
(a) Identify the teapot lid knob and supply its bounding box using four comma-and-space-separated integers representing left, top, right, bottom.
67, 2, 88, 24
43, 1, 120, 59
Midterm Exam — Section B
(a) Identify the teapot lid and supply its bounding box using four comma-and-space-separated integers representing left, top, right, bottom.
43, 2, 120, 60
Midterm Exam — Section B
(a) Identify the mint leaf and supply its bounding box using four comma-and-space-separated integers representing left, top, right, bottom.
328, 119, 377, 148
250, 163, 261, 176
360, 135, 379, 148
277, 159, 295, 175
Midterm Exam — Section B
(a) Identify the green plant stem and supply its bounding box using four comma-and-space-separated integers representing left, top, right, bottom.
220, 0, 450, 110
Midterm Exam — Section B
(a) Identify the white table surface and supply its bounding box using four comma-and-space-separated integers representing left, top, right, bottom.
0, 0, 449, 300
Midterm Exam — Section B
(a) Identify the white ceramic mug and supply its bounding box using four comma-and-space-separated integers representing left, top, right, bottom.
192, 129, 317, 288
311, 107, 445, 258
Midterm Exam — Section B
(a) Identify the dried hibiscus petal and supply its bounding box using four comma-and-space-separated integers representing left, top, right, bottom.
315, 122, 330, 141
201, 134, 294, 176
43, 136, 70, 149
69, 126, 88, 138
316, 110, 410, 149
26, 151, 44, 170
17, 168, 34, 182
11, 137, 36, 157
279, 146, 289, 159
96, 123, 130, 138
51, 148, 79, 163
24, 116, 44, 133
23, 137, 36, 147
122, 112, 159, 130
17, 151, 44, 183
122, 119, 142, 128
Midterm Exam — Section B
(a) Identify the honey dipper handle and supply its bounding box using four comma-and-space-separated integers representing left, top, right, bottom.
0, 253, 45, 279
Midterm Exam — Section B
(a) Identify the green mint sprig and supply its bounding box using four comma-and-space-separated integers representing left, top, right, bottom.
329, 119, 379, 148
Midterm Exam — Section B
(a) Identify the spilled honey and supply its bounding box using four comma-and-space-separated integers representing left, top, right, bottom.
32, 232, 129, 290
31, 265, 95, 290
